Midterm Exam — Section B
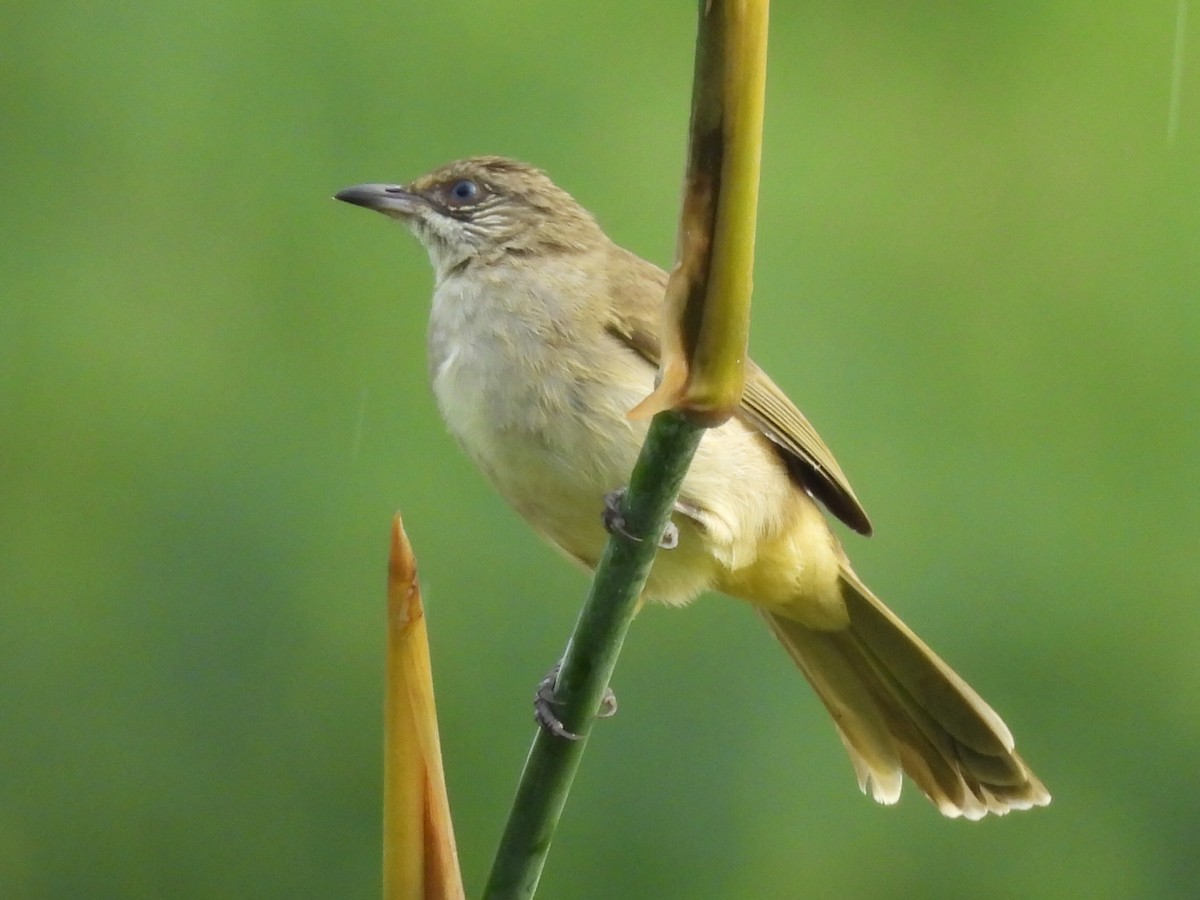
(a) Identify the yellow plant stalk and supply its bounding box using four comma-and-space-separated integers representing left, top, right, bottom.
383, 514, 464, 900
630, 0, 769, 424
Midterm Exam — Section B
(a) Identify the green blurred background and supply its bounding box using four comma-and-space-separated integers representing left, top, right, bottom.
3, 2, 1198, 897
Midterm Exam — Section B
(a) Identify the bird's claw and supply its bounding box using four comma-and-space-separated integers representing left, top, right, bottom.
534, 662, 618, 741
602, 488, 679, 550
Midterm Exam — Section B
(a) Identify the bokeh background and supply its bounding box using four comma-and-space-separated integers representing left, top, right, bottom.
3, 2, 1198, 897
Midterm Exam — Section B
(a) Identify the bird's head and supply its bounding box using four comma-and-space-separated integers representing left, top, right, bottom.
336, 156, 605, 278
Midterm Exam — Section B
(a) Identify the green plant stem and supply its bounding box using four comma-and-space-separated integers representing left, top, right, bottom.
482, 410, 704, 900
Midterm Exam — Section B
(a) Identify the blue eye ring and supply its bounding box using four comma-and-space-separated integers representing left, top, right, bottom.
448, 179, 479, 203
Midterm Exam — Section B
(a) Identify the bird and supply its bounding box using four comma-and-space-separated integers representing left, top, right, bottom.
335, 155, 1050, 819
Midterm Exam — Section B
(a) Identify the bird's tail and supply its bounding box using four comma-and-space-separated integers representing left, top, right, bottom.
762, 568, 1050, 819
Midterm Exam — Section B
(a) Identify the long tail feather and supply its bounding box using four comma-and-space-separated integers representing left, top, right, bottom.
763, 570, 1050, 819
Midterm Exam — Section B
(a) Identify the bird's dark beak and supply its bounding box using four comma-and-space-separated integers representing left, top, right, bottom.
334, 183, 425, 218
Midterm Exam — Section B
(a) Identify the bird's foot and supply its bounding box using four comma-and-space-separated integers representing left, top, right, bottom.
534, 661, 618, 741
601, 488, 679, 549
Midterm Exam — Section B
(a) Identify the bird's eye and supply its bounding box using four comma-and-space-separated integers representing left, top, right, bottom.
446, 179, 479, 204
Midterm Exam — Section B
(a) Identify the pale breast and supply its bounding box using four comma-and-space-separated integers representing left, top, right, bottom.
423, 266, 808, 607
426, 271, 650, 564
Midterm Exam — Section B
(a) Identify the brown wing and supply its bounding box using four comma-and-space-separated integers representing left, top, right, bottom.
739, 364, 872, 534
604, 269, 872, 536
